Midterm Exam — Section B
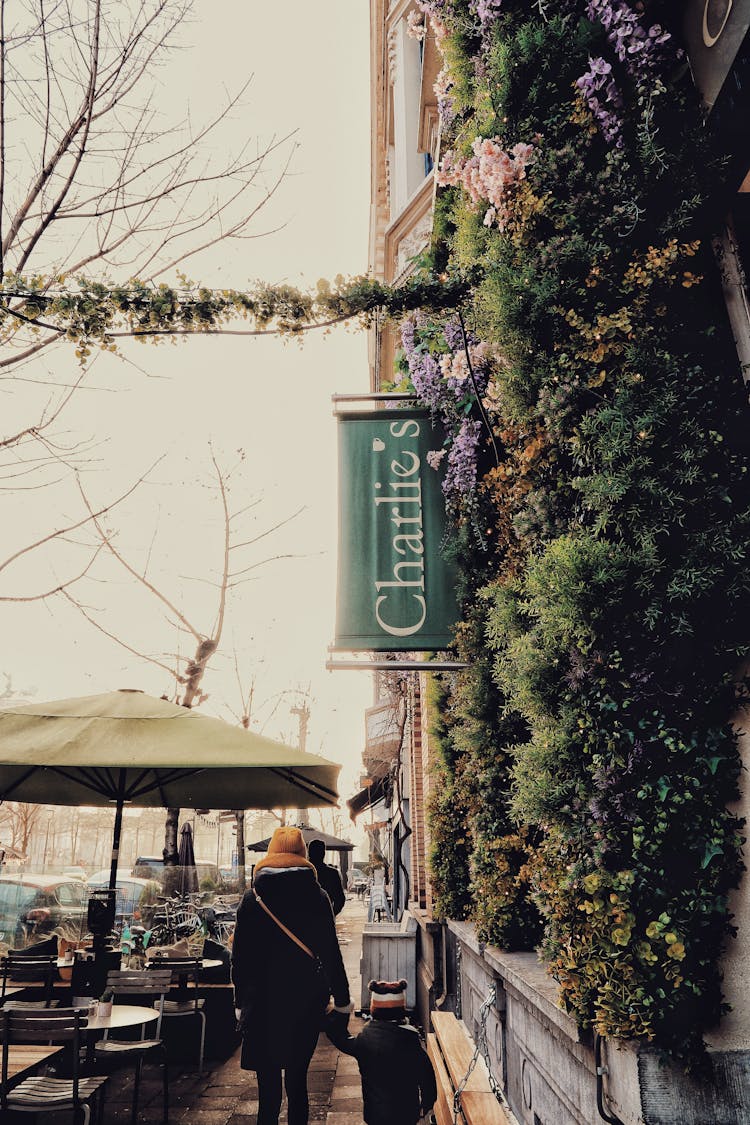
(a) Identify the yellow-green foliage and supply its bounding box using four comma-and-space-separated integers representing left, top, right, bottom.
416, 0, 748, 1066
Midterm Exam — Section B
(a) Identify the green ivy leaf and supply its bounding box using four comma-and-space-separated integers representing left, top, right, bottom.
701, 843, 723, 869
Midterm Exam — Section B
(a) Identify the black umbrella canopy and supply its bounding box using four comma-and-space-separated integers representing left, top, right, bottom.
178, 822, 198, 896
0, 690, 341, 890
246, 824, 354, 853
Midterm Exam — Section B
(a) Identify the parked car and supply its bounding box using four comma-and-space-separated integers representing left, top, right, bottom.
86, 873, 160, 924
87, 867, 133, 884
348, 866, 368, 894
218, 865, 244, 893
62, 866, 87, 881
0, 874, 90, 949
133, 855, 223, 889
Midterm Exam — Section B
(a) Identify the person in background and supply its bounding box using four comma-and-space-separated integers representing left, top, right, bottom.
308, 837, 346, 916
324, 978, 437, 1125
232, 826, 351, 1125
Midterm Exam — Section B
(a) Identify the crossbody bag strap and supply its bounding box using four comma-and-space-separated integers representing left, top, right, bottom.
252, 887, 315, 960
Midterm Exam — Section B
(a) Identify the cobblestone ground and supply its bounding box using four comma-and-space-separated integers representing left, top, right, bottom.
102, 896, 367, 1123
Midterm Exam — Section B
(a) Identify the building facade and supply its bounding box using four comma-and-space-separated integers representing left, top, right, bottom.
357, 3, 750, 1123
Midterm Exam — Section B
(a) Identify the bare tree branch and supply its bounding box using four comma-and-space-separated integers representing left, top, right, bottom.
69, 450, 307, 715
2, 545, 102, 603
231, 506, 306, 552
0, 2, 293, 288
76, 469, 202, 645
60, 585, 182, 678
0, 368, 87, 451
0, 1, 296, 601
0, 463, 152, 590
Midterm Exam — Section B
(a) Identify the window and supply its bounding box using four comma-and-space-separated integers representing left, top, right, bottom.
56, 881, 87, 907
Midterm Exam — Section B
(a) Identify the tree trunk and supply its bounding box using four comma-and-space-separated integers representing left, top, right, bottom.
162, 658, 216, 879
163, 808, 179, 866
162, 807, 181, 898
235, 811, 246, 893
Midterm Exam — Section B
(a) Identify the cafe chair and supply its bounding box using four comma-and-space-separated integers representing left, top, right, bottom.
147, 956, 206, 1074
1, 951, 58, 1007
0, 1007, 109, 1124
93, 968, 171, 1125
2, 1000, 59, 1009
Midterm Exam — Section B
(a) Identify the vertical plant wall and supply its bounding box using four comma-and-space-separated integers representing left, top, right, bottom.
404, 0, 750, 1063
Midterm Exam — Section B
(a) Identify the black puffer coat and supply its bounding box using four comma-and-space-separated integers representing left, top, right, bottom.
314, 861, 346, 916
324, 1015, 437, 1125
231, 866, 350, 1070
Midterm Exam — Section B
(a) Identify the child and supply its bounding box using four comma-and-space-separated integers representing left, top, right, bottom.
324, 978, 437, 1125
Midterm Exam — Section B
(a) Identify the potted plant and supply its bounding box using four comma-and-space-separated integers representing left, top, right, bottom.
97, 987, 114, 1019
54, 922, 84, 981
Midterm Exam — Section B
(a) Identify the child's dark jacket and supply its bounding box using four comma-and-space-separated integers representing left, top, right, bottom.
325, 1014, 437, 1125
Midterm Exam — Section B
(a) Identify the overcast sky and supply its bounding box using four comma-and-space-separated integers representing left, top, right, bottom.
1, 1, 375, 822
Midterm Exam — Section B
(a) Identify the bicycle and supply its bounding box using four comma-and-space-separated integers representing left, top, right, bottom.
196, 902, 236, 946
147, 894, 205, 949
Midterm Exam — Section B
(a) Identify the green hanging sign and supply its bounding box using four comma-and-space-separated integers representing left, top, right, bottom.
334, 409, 459, 651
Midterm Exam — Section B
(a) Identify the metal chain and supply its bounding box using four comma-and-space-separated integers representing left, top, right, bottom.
477, 985, 504, 1101
455, 942, 462, 1019
451, 982, 507, 1123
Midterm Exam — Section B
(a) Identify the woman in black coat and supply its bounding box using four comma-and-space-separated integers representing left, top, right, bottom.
231, 826, 351, 1125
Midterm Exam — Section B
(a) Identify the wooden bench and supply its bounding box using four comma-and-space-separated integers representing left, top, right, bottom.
428, 1010, 513, 1125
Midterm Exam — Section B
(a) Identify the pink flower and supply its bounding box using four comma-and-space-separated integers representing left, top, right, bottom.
434, 65, 452, 100
437, 135, 535, 229
407, 9, 426, 40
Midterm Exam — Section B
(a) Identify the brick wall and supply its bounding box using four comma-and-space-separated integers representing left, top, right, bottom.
408, 678, 427, 910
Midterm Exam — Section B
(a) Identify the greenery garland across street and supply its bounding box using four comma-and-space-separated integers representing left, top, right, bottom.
0, 272, 472, 362
399, 0, 750, 1066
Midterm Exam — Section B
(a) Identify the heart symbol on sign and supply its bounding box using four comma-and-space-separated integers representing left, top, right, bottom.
372, 438, 385, 452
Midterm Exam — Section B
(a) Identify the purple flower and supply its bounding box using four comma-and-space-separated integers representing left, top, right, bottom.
400, 320, 491, 518
416, 0, 449, 13
401, 318, 416, 354
586, 0, 679, 81
438, 96, 456, 126
443, 418, 483, 509
411, 350, 445, 404
470, 0, 503, 28
589, 57, 612, 76
400, 321, 452, 413
443, 318, 466, 351
576, 56, 624, 146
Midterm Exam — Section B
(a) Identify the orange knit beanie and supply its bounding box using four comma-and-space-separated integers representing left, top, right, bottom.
253, 826, 316, 877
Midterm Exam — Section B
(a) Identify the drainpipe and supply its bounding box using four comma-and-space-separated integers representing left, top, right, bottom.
594, 1033, 625, 1125
434, 922, 449, 1008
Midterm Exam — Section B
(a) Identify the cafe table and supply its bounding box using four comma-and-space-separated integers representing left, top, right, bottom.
84, 1004, 158, 1035
79, 1003, 159, 1065
144, 957, 223, 972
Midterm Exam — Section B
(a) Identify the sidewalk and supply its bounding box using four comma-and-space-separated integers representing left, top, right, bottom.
104, 895, 368, 1122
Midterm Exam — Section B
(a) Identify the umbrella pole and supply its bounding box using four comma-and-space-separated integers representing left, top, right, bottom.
80, 770, 128, 993
109, 770, 127, 892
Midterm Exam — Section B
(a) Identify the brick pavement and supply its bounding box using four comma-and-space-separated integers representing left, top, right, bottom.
100, 896, 368, 1123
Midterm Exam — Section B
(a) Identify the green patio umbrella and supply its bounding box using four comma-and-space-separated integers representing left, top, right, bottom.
0, 689, 341, 891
